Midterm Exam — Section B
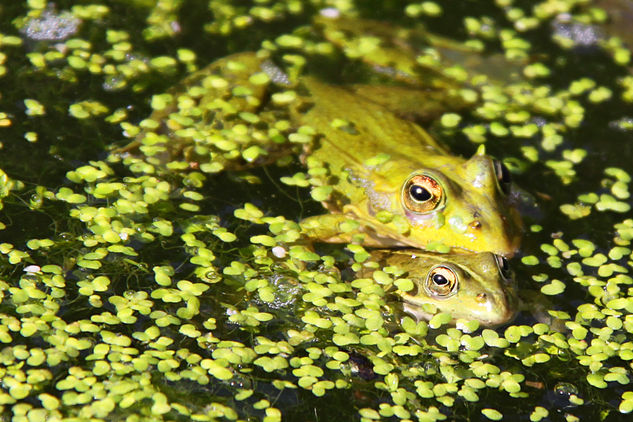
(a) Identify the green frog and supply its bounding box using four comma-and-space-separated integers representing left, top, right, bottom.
360, 249, 518, 327
295, 76, 521, 256
117, 14, 522, 256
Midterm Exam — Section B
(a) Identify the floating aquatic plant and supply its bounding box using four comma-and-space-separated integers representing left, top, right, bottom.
0, 0, 633, 420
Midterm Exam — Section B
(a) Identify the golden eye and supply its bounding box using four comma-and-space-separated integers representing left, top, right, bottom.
493, 159, 511, 195
425, 265, 458, 297
402, 174, 443, 213
495, 255, 513, 281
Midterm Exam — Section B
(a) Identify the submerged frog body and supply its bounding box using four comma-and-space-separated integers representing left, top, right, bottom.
361, 249, 518, 326
118, 17, 522, 256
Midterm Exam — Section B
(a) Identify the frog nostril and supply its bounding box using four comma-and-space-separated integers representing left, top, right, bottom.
476, 293, 487, 303
469, 220, 481, 230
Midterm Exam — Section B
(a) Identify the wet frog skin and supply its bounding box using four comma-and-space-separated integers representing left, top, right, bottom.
296, 77, 521, 256
118, 16, 523, 256
360, 249, 518, 327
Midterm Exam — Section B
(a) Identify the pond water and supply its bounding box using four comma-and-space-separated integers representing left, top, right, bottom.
1, 1, 633, 421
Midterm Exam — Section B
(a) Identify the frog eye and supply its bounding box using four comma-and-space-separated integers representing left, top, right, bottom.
493, 159, 512, 195
425, 265, 458, 297
495, 255, 513, 281
402, 174, 443, 214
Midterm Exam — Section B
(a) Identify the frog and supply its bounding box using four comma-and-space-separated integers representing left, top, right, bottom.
115, 13, 523, 256
359, 249, 518, 327
295, 76, 521, 256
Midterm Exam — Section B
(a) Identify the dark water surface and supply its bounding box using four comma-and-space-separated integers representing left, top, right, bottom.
1, 1, 633, 421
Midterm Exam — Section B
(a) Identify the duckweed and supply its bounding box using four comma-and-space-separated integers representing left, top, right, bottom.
1, 0, 633, 420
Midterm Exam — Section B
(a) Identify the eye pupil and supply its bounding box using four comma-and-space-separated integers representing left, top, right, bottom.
410, 185, 432, 202
433, 274, 448, 286
402, 174, 442, 214
426, 266, 457, 297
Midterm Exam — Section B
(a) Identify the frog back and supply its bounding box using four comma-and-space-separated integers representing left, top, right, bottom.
297, 78, 450, 166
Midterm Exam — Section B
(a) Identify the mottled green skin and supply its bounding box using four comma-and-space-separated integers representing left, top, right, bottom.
123, 22, 523, 256
297, 78, 522, 256
362, 249, 518, 326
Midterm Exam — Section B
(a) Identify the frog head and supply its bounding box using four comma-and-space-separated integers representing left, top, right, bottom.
363, 250, 518, 327
396, 152, 522, 256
